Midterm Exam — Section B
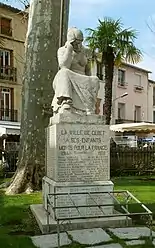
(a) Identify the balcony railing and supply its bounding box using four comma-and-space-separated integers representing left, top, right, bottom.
118, 81, 128, 88
0, 66, 17, 82
134, 85, 144, 92
0, 109, 18, 122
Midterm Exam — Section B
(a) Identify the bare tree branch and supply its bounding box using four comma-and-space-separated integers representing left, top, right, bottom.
18, 0, 30, 8
5, 0, 30, 8
146, 16, 155, 35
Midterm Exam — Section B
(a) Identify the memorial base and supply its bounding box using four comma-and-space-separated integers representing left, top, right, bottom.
31, 112, 132, 233
30, 204, 132, 234
30, 176, 132, 234
42, 176, 114, 217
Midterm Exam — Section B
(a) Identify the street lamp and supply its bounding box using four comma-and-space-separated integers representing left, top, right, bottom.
113, 92, 128, 102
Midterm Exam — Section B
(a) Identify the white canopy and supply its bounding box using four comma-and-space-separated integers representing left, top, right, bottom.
0, 121, 20, 136
110, 122, 155, 132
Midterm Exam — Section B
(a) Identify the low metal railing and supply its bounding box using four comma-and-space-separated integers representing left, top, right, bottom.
46, 185, 153, 248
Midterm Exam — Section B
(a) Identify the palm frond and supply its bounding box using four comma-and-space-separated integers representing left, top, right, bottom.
116, 28, 138, 44
86, 17, 142, 65
114, 52, 122, 66
124, 46, 142, 64
85, 17, 142, 125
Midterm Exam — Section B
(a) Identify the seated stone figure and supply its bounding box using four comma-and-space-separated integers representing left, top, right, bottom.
52, 27, 100, 115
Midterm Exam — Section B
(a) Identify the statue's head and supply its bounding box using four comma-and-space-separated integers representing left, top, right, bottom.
67, 27, 83, 53
67, 27, 83, 42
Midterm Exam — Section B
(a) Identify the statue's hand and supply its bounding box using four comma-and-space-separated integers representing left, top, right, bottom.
65, 41, 74, 52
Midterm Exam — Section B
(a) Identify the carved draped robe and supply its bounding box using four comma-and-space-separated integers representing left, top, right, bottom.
52, 46, 100, 113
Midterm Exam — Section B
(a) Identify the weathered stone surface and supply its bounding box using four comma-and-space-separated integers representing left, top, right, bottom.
50, 112, 105, 125
31, 233, 71, 248
52, 27, 100, 115
109, 227, 155, 240
42, 177, 114, 218
46, 123, 110, 182
125, 240, 145, 246
68, 228, 112, 244
31, 203, 130, 234
86, 244, 123, 248
43, 111, 112, 229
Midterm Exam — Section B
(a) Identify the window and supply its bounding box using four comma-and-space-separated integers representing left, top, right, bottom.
0, 17, 12, 36
134, 106, 141, 122
103, 104, 105, 115
0, 49, 16, 81
135, 73, 142, 86
0, 49, 11, 78
153, 111, 155, 123
96, 61, 103, 80
153, 88, 155, 106
0, 88, 11, 120
118, 103, 125, 119
0, 49, 11, 67
118, 69, 125, 84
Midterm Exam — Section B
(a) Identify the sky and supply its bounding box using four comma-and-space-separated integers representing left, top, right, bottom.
1, 0, 155, 79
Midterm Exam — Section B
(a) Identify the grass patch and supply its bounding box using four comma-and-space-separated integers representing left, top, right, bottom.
113, 176, 155, 203
1, 176, 155, 248
0, 178, 42, 248
113, 176, 155, 227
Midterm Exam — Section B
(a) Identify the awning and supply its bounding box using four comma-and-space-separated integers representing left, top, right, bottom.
110, 122, 155, 132
0, 122, 20, 136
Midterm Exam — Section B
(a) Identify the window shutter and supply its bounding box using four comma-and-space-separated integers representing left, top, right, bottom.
1, 18, 12, 36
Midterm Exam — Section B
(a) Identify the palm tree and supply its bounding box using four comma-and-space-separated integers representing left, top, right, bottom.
86, 17, 142, 125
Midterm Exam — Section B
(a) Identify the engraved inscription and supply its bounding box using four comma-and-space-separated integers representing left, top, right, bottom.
54, 185, 113, 218
46, 124, 110, 182
57, 124, 110, 182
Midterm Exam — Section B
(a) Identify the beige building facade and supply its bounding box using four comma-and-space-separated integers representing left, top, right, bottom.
0, 3, 27, 154
150, 79, 155, 123
0, 3, 27, 135
92, 62, 153, 124
0, 3, 153, 130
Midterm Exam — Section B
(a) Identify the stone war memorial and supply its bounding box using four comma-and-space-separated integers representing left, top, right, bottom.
31, 27, 127, 234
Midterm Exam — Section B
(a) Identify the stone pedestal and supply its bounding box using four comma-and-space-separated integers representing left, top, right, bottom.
44, 112, 113, 218
31, 112, 130, 233
42, 177, 114, 219
46, 113, 110, 183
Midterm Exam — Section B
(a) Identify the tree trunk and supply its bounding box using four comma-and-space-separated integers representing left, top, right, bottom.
6, 0, 70, 194
104, 50, 115, 125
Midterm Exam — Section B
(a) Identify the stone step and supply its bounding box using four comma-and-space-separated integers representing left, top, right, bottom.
67, 228, 112, 244
31, 227, 155, 248
109, 227, 155, 240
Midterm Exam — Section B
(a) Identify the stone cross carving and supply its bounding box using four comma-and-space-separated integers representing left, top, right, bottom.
52, 27, 100, 115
